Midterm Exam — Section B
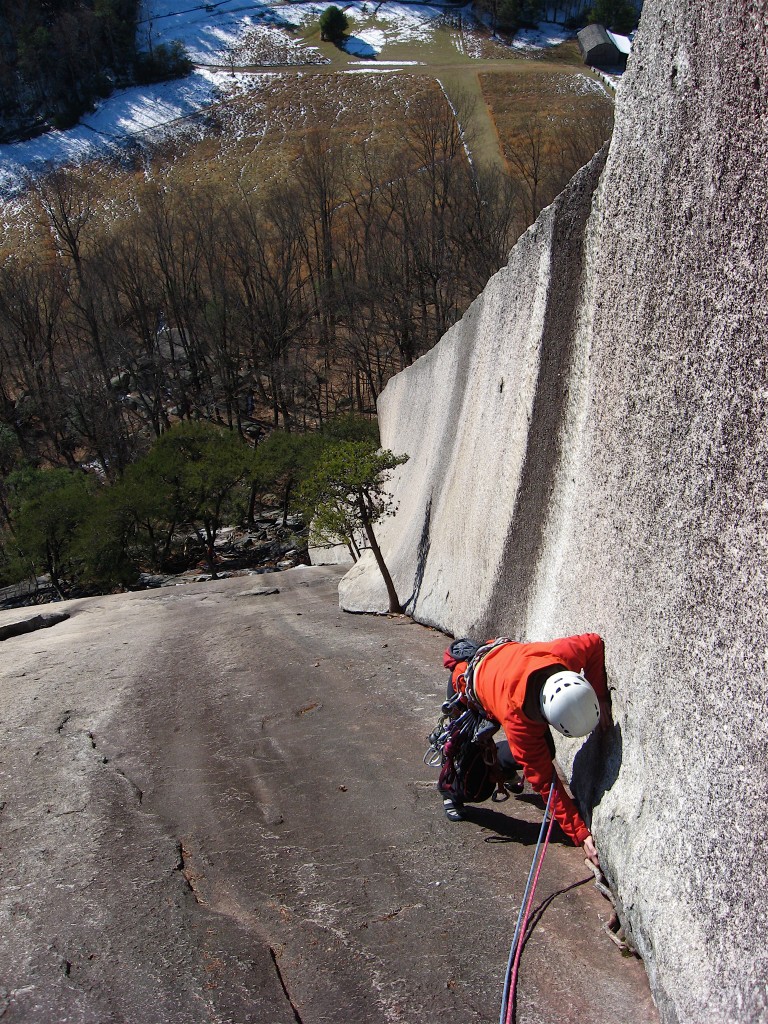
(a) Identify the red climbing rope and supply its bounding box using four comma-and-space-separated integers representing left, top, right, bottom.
504, 807, 557, 1024
499, 774, 557, 1024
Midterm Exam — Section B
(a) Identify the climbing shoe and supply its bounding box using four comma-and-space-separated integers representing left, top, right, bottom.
443, 797, 465, 822
505, 773, 524, 795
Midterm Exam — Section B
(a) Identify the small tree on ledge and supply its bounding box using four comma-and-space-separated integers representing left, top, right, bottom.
319, 5, 349, 42
298, 438, 408, 614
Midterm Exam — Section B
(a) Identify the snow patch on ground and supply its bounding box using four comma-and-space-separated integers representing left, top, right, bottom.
137, 0, 285, 63
363, 1, 447, 45
281, 0, 446, 44
230, 24, 327, 65
343, 30, 386, 57
354, 60, 423, 66
343, 67, 401, 73
510, 20, 571, 50
561, 72, 611, 96
456, 32, 486, 58
0, 70, 223, 192
0, 67, 285, 192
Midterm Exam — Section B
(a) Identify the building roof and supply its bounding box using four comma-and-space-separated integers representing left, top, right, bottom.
606, 29, 632, 55
577, 24, 613, 51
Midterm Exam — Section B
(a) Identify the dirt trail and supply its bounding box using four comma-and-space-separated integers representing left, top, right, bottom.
0, 567, 657, 1023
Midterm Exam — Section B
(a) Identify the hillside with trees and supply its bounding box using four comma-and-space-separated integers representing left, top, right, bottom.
0, 0, 191, 137
0, 92, 519, 476
475, 0, 639, 34
0, 4, 617, 601
0, 73, 612, 470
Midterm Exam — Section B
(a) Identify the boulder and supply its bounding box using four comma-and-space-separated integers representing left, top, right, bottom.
309, 541, 355, 566
339, 144, 608, 629
0, 611, 70, 641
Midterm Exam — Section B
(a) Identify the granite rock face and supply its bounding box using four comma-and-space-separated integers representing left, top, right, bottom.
339, 147, 609, 631
338, 0, 768, 1020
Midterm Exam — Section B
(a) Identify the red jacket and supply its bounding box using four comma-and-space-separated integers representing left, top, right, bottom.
452, 634, 607, 846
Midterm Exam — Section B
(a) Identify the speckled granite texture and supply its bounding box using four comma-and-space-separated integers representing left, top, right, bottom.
338, 1, 768, 1020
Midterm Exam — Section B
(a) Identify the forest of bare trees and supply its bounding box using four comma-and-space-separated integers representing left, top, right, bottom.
0, 89, 611, 485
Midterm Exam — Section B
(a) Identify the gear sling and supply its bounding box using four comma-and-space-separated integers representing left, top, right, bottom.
425, 638, 518, 805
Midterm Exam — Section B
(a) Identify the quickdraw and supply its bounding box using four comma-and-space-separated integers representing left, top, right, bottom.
423, 697, 483, 767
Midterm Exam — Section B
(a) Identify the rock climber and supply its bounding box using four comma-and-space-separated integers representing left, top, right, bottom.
444, 633, 612, 867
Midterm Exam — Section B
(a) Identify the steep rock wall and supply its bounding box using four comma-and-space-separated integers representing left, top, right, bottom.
339, 147, 608, 632
338, 1, 768, 1021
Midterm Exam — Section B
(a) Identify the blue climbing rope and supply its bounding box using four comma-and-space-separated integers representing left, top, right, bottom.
498, 772, 557, 1024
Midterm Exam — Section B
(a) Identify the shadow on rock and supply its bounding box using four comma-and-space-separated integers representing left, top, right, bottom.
460, 804, 570, 847
571, 722, 623, 829
513, 792, 547, 810
403, 495, 432, 615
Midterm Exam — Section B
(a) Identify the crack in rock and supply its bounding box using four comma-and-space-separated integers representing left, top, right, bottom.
59, 719, 145, 803
0, 611, 69, 642
176, 840, 207, 906
53, 803, 89, 817
55, 711, 73, 734
269, 946, 304, 1024
369, 904, 421, 924
113, 767, 144, 805
86, 728, 144, 804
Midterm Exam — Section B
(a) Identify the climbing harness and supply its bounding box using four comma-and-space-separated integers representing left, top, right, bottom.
423, 691, 480, 768
425, 693, 506, 806
460, 637, 513, 708
498, 773, 557, 1024
424, 687, 494, 767
424, 637, 516, 797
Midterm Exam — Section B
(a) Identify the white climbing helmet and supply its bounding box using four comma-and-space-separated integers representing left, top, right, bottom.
539, 669, 600, 738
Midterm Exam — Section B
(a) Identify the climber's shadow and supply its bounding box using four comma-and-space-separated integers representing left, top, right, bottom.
571, 721, 623, 828
460, 803, 570, 847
